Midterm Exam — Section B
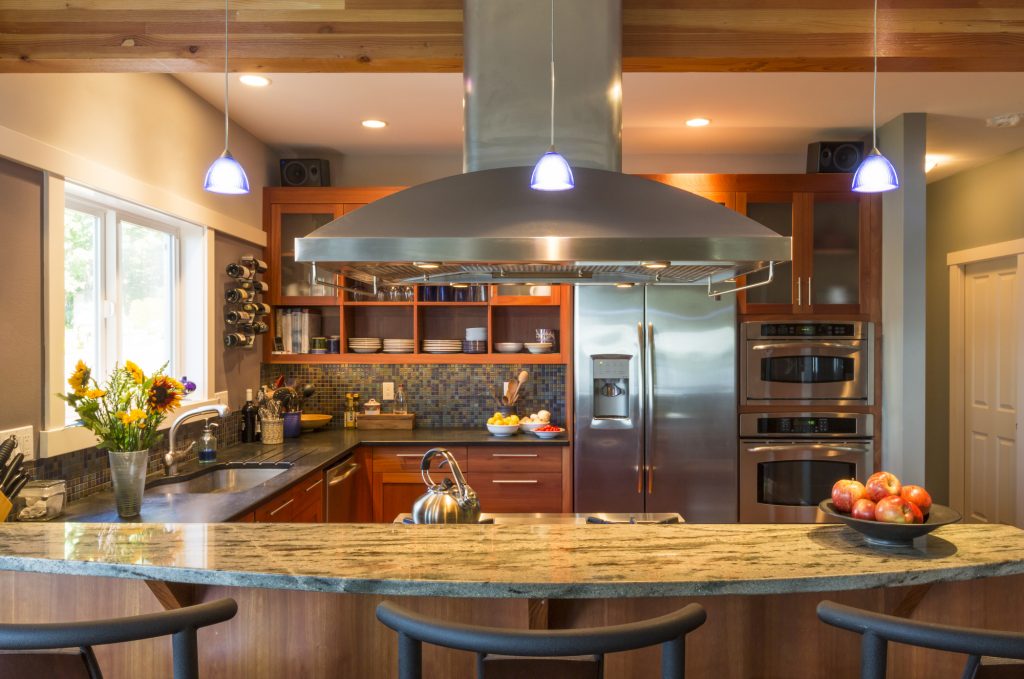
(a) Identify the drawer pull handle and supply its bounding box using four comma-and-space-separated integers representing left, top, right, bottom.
305, 479, 324, 493
491, 479, 539, 484
269, 498, 294, 516
491, 453, 538, 458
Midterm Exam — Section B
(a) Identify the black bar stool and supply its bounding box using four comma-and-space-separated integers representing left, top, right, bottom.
818, 600, 1024, 679
376, 600, 707, 679
0, 597, 237, 679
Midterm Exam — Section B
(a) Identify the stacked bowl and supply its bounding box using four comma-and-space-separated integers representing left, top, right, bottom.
494, 342, 524, 354
524, 342, 553, 354
463, 326, 487, 354
349, 337, 382, 354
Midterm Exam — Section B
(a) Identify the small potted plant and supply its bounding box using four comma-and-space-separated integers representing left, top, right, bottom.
61, 360, 187, 518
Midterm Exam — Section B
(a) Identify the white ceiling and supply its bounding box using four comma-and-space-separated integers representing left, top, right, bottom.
175, 72, 1024, 182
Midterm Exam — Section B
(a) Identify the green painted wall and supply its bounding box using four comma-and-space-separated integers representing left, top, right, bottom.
926, 147, 1024, 503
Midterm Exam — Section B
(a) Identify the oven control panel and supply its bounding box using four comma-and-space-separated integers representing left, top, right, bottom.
758, 323, 856, 338
739, 412, 873, 438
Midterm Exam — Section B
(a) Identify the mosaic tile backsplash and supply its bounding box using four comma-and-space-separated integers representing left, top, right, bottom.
29, 412, 241, 503
260, 363, 567, 429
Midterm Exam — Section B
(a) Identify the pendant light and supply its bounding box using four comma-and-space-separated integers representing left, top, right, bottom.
530, 0, 574, 191
851, 0, 899, 193
204, 0, 250, 195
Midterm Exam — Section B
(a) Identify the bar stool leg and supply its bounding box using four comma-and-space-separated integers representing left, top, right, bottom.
398, 631, 422, 679
861, 632, 887, 679
171, 627, 199, 679
662, 636, 685, 679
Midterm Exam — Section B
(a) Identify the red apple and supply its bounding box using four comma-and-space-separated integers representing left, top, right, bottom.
851, 498, 877, 521
875, 495, 923, 524
865, 471, 902, 502
901, 485, 932, 515
831, 479, 868, 513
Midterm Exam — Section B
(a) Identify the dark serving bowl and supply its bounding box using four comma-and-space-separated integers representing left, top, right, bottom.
818, 500, 962, 546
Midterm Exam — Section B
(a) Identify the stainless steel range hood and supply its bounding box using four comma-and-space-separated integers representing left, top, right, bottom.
295, 0, 791, 287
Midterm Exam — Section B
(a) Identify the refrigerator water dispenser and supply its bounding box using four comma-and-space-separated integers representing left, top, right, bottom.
592, 355, 630, 419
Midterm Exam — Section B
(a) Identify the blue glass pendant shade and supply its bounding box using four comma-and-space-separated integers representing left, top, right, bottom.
851, 149, 899, 193
204, 150, 250, 195
530, 149, 574, 191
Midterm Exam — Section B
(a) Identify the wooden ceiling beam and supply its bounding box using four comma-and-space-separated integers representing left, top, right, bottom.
0, 2, 1021, 73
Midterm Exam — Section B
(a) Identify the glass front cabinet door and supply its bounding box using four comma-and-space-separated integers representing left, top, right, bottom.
270, 203, 343, 304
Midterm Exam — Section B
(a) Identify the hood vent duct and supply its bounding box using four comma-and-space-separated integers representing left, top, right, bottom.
295, 0, 791, 287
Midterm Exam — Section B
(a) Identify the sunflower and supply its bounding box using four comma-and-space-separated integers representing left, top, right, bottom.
68, 360, 91, 397
124, 360, 145, 384
85, 388, 106, 399
148, 375, 184, 414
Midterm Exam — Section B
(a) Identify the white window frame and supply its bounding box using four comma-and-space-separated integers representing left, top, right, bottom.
42, 178, 221, 457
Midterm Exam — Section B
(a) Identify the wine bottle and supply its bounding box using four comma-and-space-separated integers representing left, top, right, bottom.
241, 256, 268, 273
226, 262, 254, 279
240, 302, 271, 316
225, 310, 254, 325
239, 321, 270, 335
237, 279, 269, 293
240, 389, 260, 443
225, 288, 252, 303
224, 332, 254, 347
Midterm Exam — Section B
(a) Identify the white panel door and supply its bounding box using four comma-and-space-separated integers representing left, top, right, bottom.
964, 257, 1017, 524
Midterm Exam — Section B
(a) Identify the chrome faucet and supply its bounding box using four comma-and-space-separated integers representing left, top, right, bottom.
163, 404, 229, 476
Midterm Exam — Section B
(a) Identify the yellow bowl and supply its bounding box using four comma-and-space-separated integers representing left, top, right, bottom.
300, 413, 333, 431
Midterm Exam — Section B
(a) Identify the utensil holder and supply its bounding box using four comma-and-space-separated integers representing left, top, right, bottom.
262, 418, 284, 444
108, 449, 149, 519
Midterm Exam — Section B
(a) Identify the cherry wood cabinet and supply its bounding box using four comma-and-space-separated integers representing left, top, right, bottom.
643, 173, 881, 319
252, 469, 326, 523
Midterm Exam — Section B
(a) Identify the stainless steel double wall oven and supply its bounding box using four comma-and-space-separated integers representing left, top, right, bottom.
740, 321, 875, 522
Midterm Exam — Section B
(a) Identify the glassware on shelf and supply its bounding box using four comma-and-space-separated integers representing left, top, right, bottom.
403, 286, 415, 301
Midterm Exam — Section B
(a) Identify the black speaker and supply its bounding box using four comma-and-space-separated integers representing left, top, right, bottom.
279, 159, 331, 187
806, 142, 864, 174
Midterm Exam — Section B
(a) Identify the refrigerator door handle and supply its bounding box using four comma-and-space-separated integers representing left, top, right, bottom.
646, 321, 655, 495
636, 321, 645, 494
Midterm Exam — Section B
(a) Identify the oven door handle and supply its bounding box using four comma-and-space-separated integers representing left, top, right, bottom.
750, 342, 862, 354
745, 444, 871, 453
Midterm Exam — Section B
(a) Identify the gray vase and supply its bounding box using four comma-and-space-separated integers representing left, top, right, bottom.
108, 449, 149, 519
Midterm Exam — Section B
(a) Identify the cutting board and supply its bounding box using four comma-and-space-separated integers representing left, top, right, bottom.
357, 413, 416, 430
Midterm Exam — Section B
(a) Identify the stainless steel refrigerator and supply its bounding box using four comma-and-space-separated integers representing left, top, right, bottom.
574, 285, 738, 522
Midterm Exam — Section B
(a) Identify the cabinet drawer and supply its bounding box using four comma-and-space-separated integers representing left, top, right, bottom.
468, 472, 562, 513
254, 491, 297, 522
293, 474, 325, 512
372, 446, 467, 472
468, 447, 562, 473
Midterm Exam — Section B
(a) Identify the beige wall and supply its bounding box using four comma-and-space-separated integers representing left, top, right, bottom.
926, 146, 1024, 503
0, 73, 273, 228
0, 157, 43, 434
214, 233, 264, 409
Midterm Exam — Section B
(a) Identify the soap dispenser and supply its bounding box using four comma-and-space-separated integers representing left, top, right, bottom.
198, 422, 219, 464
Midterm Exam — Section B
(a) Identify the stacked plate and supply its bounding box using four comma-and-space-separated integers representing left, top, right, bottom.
349, 337, 382, 354
383, 339, 415, 354
422, 339, 463, 354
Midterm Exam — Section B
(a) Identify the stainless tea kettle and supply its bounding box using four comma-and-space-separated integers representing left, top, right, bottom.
411, 448, 481, 524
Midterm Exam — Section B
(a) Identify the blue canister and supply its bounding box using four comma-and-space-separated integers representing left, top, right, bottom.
327, 336, 341, 354
283, 411, 302, 438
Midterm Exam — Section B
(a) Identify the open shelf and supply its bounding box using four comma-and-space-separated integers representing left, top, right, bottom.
265, 352, 566, 365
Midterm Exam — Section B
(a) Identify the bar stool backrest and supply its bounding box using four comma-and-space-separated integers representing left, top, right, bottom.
376, 601, 707, 679
0, 597, 238, 679
817, 600, 1024, 679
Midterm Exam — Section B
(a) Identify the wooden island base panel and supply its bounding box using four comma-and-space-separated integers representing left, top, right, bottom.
0, 522, 1023, 677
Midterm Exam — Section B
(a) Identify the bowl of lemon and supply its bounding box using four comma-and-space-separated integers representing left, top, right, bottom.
486, 412, 521, 437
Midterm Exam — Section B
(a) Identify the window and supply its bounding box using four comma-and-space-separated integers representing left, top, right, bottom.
63, 184, 197, 424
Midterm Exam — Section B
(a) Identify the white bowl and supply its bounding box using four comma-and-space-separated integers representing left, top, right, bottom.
533, 427, 564, 439
519, 421, 545, 432
524, 343, 553, 354
495, 342, 524, 353
487, 423, 520, 437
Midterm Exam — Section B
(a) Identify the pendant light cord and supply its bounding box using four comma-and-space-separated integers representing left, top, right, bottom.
871, 0, 878, 150
549, 0, 555, 149
223, 0, 230, 151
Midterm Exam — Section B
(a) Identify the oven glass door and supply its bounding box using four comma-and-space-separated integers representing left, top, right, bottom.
758, 459, 855, 506
745, 341, 869, 403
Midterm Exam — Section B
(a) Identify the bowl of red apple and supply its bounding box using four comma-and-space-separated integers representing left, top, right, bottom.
819, 472, 961, 546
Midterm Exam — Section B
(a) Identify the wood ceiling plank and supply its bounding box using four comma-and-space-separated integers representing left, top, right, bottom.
0, 1, 1021, 73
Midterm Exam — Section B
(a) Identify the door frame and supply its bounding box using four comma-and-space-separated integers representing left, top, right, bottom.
947, 238, 1024, 521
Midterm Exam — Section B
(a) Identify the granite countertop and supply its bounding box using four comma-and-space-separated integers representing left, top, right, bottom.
0, 521, 1022, 599
64, 428, 568, 523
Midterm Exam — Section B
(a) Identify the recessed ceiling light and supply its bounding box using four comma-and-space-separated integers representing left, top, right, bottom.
361, 119, 388, 129
414, 261, 441, 269
239, 74, 271, 87
685, 117, 711, 127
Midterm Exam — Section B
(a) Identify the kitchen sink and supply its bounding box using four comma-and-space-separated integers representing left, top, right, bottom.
147, 464, 291, 495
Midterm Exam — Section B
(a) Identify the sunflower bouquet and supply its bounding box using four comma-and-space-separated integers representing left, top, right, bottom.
61, 360, 186, 452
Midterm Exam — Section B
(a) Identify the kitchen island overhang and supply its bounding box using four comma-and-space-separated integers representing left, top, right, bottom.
1, 521, 1022, 599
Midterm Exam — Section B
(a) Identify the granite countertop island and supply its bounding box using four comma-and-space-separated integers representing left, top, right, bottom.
65, 427, 569, 523
1, 520, 1023, 599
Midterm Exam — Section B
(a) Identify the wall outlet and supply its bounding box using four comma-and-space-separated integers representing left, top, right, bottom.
0, 426, 34, 461
382, 382, 395, 401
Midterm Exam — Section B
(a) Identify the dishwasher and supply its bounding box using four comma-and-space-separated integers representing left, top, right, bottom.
324, 456, 362, 523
